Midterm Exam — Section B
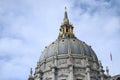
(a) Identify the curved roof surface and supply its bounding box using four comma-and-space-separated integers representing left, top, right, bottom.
40, 38, 98, 61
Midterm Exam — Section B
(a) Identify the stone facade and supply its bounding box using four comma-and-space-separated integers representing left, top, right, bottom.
34, 55, 103, 80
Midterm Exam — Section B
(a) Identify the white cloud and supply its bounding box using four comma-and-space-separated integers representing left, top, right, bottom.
104, 17, 120, 33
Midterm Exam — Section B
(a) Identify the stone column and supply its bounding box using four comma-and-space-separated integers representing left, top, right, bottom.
85, 64, 90, 80
69, 65, 74, 80
54, 56, 58, 67
100, 72, 104, 80
39, 70, 43, 80
85, 58, 90, 80
43, 59, 46, 69
99, 61, 104, 80
100, 68, 104, 80
34, 68, 43, 80
52, 67, 56, 80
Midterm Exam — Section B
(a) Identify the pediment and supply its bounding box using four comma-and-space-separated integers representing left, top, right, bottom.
74, 73, 85, 77
59, 74, 68, 77
45, 77, 52, 80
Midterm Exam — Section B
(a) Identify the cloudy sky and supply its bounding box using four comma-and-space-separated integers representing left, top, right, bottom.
0, 0, 120, 80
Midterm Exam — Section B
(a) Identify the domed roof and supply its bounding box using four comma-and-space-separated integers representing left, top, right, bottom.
40, 38, 98, 61
39, 8, 98, 61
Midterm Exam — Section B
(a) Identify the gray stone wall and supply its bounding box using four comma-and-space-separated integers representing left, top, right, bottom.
34, 54, 103, 80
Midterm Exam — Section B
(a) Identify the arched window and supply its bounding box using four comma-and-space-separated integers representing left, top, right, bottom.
66, 29, 69, 32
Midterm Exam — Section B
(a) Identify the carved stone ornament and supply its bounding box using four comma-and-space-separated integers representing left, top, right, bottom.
58, 74, 68, 77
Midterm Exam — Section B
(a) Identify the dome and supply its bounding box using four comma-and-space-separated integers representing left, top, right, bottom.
39, 8, 98, 62
30, 7, 107, 80
40, 38, 98, 61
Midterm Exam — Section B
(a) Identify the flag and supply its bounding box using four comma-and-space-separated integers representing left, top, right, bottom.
110, 52, 112, 61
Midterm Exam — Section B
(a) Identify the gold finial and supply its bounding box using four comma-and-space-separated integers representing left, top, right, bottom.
65, 6, 67, 12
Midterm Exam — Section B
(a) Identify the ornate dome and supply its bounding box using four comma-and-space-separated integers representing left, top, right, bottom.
28, 7, 114, 80
40, 38, 98, 61
39, 8, 98, 62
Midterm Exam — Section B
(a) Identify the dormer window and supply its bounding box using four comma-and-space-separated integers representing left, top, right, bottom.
66, 29, 68, 32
